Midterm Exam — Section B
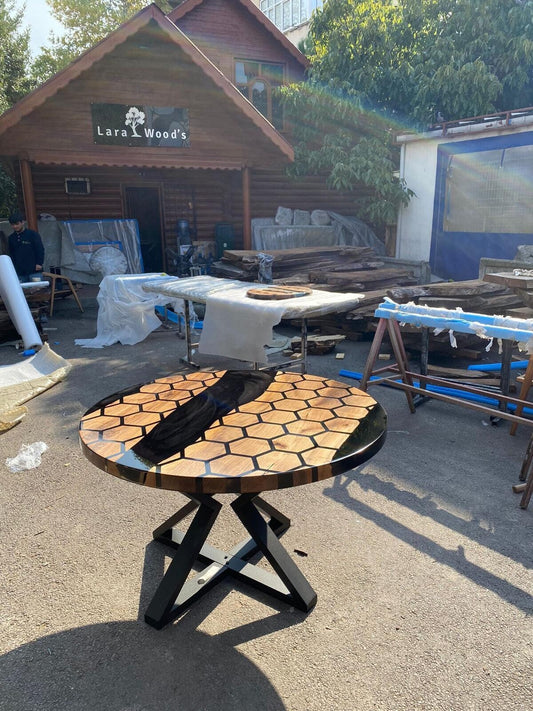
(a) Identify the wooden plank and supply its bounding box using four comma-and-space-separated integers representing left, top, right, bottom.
483, 272, 533, 289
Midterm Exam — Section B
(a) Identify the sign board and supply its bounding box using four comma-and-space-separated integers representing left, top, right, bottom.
91, 104, 190, 147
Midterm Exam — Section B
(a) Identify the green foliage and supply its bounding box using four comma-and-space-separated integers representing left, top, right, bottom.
0, 1, 36, 216
280, 82, 414, 226
283, 0, 533, 225
307, 0, 533, 125
0, 1, 35, 114
32, 0, 174, 82
0, 160, 16, 216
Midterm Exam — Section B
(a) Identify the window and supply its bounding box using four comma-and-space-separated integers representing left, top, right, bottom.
260, 0, 323, 32
430, 131, 533, 280
443, 144, 533, 234
235, 60, 285, 130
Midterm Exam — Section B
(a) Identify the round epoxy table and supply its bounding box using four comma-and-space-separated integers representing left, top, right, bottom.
80, 369, 387, 629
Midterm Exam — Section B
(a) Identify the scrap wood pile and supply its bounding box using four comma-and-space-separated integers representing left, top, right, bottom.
211, 246, 418, 291
300, 277, 529, 360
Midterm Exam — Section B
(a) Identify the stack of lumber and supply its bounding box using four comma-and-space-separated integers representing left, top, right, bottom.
210, 246, 417, 290
386, 279, 524, 312
342, 279, 522, 331
482, 270, 533, 319
303, 278, 527, 353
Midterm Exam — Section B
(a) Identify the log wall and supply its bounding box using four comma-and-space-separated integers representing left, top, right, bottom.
17, 163, 379, 257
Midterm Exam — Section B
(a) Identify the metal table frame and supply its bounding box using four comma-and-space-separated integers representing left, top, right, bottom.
145, 493, 316, 629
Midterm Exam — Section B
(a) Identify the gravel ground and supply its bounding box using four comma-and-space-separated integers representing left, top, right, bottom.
0, 289, 532, 711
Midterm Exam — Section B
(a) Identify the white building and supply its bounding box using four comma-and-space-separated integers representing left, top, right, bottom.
396, 109, 533, 281
254, 0, 323, 46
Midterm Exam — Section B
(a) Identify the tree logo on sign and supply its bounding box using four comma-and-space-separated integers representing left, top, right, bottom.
125, 107, 145, 137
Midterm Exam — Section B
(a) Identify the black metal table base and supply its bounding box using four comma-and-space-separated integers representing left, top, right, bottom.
144, 493, 317, 629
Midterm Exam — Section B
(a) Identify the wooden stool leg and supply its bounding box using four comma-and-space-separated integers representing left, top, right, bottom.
65, 277, 84, 313
360, 318, 387, 391
519, 432, 533, 482
387, 320, 416, 413
510, 354, 533, 435
48, 275, 56, 317
520, 457, 533, 509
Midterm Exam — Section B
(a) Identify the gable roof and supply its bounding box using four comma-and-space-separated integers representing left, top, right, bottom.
167, 0, 309, 69
0, 3, 293, 161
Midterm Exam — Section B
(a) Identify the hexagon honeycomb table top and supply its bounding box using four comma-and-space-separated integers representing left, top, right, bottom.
79, 370, 386, 494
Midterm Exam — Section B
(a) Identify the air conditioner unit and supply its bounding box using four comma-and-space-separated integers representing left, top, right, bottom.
65, 177, 91, 195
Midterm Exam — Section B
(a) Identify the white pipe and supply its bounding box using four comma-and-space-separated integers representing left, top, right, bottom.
0, 255, 43, 350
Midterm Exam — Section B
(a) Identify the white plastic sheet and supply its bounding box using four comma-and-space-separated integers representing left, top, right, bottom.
6, 442, 48, 472
143, 275, 364, 363
75, 274, 182, 348
0, 343, 71, 431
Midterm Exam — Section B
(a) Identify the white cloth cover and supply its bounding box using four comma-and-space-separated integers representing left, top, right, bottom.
198, 286, 288, 362
75, 274, 180, 348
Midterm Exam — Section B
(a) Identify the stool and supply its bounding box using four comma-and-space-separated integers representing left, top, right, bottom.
42, 272, 84, 316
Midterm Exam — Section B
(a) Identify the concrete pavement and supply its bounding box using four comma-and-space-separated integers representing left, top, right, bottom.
0, 289, 531, 710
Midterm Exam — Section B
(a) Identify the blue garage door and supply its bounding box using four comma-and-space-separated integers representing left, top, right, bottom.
430, 131, 533, 280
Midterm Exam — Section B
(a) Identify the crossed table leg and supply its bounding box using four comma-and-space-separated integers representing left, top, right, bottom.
144, 493, 318, 629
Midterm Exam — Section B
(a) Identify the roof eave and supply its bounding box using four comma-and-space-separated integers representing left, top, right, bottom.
0, 3, 294, 162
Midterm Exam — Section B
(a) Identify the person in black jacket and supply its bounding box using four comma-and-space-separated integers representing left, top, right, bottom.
8, 212, 45, 282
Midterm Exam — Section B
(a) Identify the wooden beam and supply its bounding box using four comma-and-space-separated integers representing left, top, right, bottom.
19, 159, 37, 230
242, 165, 251, 250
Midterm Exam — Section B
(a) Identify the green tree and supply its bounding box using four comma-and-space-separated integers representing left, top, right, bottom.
281, 0, 533, 226
0, 1, 35, 216
308, 0, 533, 125
280, 81, 413, 227
0, 0, 34, 114
32, 0, 175, 83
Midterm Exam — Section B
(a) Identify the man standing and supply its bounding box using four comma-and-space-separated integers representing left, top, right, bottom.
8, 212, 45, 282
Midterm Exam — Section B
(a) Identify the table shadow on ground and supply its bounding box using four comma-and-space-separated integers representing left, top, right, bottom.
323, 471, 532, 615
0, 619, 287, 711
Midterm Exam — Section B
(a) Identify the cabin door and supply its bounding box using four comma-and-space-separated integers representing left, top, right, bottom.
124, 186, 163, 273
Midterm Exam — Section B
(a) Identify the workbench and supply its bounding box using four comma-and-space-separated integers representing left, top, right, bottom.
142, 275, 363, 372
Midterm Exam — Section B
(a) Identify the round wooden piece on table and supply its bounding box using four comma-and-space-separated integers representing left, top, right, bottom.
246, 285, 313, 300
79, 370, 386, 494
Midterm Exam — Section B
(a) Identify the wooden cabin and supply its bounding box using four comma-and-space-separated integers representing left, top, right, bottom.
0, 1, 362, 272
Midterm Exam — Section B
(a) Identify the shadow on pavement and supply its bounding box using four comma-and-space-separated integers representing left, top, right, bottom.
323, 472, 532, 614
0, 617, 288, 711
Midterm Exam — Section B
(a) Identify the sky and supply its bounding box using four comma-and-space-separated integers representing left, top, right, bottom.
14, 1, 64, 56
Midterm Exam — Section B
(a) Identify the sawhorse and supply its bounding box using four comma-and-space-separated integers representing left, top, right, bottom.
360, 301, 533, 510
